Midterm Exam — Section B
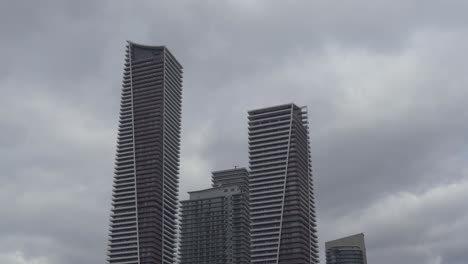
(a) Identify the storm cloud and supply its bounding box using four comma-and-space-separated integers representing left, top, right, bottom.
1, 1, 467, 263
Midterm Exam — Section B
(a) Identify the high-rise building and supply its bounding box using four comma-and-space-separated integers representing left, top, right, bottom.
179, 168, 250, 264
325, 233, 367, 264
107, 41, 183, 264
248, 103, 319, 264
212, 167, 249, 192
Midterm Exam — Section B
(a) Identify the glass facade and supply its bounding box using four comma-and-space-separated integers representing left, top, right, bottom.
325, 233, 367, 264
326, 246, 365, 264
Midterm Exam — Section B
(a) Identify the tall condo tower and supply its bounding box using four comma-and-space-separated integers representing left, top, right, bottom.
325, 233, 367, 264
107, 42, 183, 264
248, 103, 319, 264
179, 168, 250, 264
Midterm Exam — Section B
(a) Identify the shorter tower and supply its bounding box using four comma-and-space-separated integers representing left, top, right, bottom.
179, 168, 250, 264
325, 233, 367, 264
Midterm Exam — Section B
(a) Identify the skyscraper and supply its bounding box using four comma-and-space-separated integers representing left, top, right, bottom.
248, 103, 319, 264
179, 168, 250, 264
107, 42, 183, 264
212, 167, 249, 192
325, 233, 367, 264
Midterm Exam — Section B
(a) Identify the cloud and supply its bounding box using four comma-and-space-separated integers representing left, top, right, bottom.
0, 1, 467, 264
348, 178, 468, 264
0, 251, 49, 264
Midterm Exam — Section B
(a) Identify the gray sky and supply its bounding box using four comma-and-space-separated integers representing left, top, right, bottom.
1, 1, 467, 263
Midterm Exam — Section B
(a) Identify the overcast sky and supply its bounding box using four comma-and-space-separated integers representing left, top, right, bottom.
1, 0, 468, 263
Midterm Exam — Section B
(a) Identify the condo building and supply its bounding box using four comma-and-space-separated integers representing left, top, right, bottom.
248, 103, 319, 264
106, 42, 183, 264
325, 233, 367, 264
179, 168, 250, 264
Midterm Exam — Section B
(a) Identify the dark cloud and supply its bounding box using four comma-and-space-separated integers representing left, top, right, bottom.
1, 1, 467, 264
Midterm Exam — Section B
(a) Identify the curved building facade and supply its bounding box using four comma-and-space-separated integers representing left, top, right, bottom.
107, 42, 183, 264
325, 233, 367, 264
